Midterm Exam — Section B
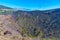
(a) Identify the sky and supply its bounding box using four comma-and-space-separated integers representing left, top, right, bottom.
0, 0, 60, 10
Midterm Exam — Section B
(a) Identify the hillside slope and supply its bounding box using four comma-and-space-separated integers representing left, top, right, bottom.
0, 5, 60, 40
0, 14, 33, 40
13, 9, 60, 38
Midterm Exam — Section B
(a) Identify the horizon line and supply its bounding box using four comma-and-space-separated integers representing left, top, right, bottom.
0, 5, 60, 11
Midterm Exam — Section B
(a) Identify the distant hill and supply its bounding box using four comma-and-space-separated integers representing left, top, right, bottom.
0, 5, 12, 9
0, 5, 15, 15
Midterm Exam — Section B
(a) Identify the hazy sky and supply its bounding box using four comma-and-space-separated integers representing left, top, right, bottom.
0, 0, 60, 10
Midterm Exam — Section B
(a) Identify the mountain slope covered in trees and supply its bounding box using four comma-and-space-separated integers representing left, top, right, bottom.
0, 5, 60, 40
14, 9, 60, 38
